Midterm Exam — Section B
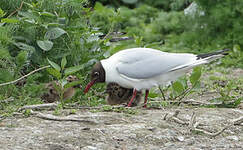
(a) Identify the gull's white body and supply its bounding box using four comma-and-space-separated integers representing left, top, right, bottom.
101, 48, 224, 90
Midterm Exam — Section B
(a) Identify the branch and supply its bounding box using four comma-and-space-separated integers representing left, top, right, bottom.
18, 103, 57, 111
0, 97, 15, 104
158, 86, 166, 101
0, 65, 50, 87
164, 111, 242, 137
31, 111, 97, 124
7, 1, 24, 18
232, 116, 243, 125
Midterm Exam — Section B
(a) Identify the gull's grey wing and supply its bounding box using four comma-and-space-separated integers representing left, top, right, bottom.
115, 48, 196, 79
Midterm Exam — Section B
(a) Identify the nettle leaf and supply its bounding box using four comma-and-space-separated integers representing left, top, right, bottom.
0, 69, 14, 82
47, 23, 60, 27
190, 66, 202, 85
172, 81, 184, 94
39, 12, 56, 17
14, 42, 35, 51
1, 18, 19, 23
46, 68, 61, 79
37, 40, 53, 51
45, 27, 66, 40
0, 49, 11, 59
64, 65, 84, 76
47, 58, 61, 72
61, 57, 67, 70
16, 51, 28, 68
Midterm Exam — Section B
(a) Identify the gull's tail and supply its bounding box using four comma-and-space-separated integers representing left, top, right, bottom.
196, 49, 230, 61
170, 49, 231, 72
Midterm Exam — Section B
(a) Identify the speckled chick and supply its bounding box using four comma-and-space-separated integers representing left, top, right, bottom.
105, 82, 142, 106
41, 75, 81, 103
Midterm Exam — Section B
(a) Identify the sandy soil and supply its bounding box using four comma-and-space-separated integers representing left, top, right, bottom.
0, 107, 242, 150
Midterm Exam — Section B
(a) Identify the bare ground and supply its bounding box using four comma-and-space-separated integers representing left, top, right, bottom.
0, 68, 242, 150
0, 107, 242, 150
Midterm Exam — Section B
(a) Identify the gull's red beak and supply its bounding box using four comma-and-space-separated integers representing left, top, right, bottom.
84, 80, 96, 94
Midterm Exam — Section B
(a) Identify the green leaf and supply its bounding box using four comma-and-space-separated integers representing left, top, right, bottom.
44, 27, 66, 40
14, 42, 35, 51
1, 18, 19, 23
233, 44, 241, 52
172, 81, 184, 94
122, 0, 138, 4
47, 58, 61, 72
190, 66, 202, 85
39, 12, 55, 17
37, 40, 53, 51
61, 57, 67, 70
64, 80, 82, 89
177, 76, 188, 90
60, 79, 68, 88
148, 92, 158, 98
46, 68, 61, 79
0, 49, 11, 59
64, 65, 84, 76
0, 8, 6, 18
16, 51, 28, 68
0, 69, 14, 82
47, 23, 60, 27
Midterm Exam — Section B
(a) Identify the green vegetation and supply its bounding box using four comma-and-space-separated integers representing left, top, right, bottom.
0, 0, 242, 116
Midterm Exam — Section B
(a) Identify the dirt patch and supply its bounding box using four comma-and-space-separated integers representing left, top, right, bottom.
0, 108, 242, 150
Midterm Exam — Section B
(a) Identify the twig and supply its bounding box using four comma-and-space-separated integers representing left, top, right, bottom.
189, 112, 197, 130
149, 99, 225, 106
164, 111, 243, 137
0, 116, 6, 121
0, 65, 50, 87
18, 103, 57, 111
109, 37, 133, 42
158, 86, 166, 101
164, 110, 189, 125
64, 104, 142, 110
163, 113, 169, 120
171, 82, 198, 101
232, 116, 243, 125
31, 111, 97, 124
7, 1, 24, 18
0, 97, 15, 104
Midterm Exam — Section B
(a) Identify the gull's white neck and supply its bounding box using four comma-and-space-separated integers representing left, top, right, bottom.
100, 58, 118, 83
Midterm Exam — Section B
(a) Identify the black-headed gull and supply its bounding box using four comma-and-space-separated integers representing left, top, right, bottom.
84, 48, 229, 107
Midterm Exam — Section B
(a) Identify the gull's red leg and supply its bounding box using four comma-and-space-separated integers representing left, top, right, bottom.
127, 89, 137, 107
143, 90, 149, 108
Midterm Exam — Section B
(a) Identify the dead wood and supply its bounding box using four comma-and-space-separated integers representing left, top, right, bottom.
164, 110, 243, 137
30, 111, 98, 124
19, 103, 58, 111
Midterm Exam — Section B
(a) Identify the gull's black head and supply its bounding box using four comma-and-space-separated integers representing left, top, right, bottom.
84, 61, 105, 93
90, 61, 105, 83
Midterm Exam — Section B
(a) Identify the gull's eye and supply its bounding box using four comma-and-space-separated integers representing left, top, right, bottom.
94, 72, 99, 76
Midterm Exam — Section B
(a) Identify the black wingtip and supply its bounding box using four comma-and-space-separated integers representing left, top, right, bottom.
196, 48, 231, 60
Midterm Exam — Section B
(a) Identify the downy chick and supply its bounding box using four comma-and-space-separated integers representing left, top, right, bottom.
41, 75, 81, 103
105, 82, 142, 107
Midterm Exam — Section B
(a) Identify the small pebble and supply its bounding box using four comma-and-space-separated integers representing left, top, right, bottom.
226, 136, 239, 141
176, 136, 184, 142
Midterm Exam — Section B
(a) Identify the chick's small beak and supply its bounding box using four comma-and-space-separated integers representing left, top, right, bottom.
84, 80, 96, 94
